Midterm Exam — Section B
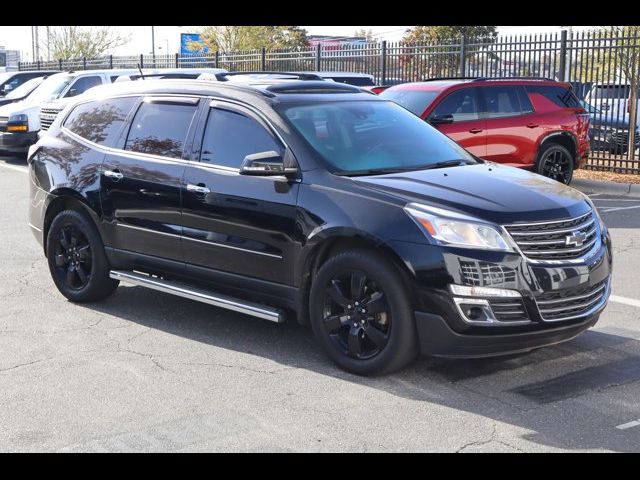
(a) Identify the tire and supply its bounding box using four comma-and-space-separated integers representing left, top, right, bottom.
534, 143, 574, 185
309, 249, 418, 375
46, 209, 119, 302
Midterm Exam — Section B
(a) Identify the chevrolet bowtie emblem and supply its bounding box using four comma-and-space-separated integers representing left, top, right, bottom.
566, 231, 587, 247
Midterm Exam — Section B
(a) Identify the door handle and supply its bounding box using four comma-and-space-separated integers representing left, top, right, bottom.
187, 184, 211, 194
104, 169, 123, 180
526, 123, 539, 128
468, 128, 483, 134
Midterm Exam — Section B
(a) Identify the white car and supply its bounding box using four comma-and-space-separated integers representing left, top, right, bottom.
584, 83, 640, 126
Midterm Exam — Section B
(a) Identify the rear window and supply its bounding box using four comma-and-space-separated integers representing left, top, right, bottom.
64, 97, 139, 147
526, 85, 581, 108
378, 89, 439, 116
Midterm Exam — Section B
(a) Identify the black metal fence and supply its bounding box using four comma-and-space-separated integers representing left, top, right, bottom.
19, 29, 640, 173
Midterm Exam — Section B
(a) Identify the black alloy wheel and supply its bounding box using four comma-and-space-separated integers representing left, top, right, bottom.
52, 223, 93, 290
322, 270, 390, 360
537, 144, 574, 184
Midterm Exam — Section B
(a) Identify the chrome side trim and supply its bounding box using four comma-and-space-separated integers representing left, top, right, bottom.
115, 223, 282, 259
110, 270, 284, 323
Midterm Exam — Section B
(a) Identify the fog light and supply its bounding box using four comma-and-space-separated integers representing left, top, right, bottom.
453, 297, 495, 324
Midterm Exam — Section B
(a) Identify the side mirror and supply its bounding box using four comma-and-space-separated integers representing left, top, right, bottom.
239, 150, 298, 177
429, 114, 454, 125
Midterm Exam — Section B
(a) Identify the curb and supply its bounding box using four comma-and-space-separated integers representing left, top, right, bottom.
571, 178, 640, 198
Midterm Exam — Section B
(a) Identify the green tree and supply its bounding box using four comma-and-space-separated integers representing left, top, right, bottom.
402, 26, 497, 43
47, 26, 130, 60
195, 26, 308, 55
354, 29, 375, 42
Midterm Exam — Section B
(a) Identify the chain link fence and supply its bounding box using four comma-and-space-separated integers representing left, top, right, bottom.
19, 29, 640, 173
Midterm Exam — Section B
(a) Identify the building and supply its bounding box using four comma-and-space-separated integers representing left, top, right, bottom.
308, 35, 369, 49
0, 47, 21, 71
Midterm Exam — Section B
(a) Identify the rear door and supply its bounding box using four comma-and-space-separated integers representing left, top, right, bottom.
181, 100, 300, 285
481, 85, 538, 167
100, 96, 201, 262
427, 87, 486, 157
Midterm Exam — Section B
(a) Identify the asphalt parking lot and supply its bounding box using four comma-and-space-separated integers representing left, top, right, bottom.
1, 153, 639, 452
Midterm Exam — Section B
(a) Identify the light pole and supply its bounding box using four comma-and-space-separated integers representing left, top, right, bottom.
151, 26, 156, 67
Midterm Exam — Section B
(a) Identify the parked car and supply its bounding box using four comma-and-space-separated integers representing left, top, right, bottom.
0, 76, 47, 107
379, 78, 590, 184
581, 99, 640, 154
0, 69, 144, 155
293, 71, 376, 87
0, 70, 57, 97
584, 83, 640, 127
28, 77, 612, 375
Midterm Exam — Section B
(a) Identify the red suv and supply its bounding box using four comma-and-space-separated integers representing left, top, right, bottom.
379, 78, 590, 184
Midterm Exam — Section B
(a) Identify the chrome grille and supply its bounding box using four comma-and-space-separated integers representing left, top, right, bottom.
536, 280, 609, 321
39, 107, 62, 131
489, 298, 528, 322
505, 211, 599, 261
459, 260, 517, 286
0, 116, 7, 132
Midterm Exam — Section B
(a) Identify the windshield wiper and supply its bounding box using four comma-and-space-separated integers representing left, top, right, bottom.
421, 159, 472, 170
334, 167, 416, 177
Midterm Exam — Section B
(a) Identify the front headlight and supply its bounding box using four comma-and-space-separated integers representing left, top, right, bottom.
7, 114, 29, 133
404, 203, 513, 251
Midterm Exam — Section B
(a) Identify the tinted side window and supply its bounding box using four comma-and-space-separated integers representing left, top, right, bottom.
66, 76, 103, 97
527, 85, 581, 108
200, 108, 281, 168
431, 88, 480, 122
63, 97, 138, 147
125, 101, 198, 159
482, 86, 522, 118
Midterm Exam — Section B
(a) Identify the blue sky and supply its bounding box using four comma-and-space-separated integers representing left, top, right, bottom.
0, 26, 595, 62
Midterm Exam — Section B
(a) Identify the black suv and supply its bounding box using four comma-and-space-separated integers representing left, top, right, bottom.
28, 76, 612, 375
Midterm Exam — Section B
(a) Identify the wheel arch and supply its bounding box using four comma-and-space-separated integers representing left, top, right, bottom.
42, 189, 102, 256
537, 131, 578, 164
294, 228, 417, 326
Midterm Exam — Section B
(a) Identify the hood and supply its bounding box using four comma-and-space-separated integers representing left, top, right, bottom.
353, 163, 590, 224
0, 100, 40, 117
41, 97, 70, 110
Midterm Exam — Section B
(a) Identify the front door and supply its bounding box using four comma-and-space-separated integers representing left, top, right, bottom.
181, 101, 299, 285
100, 96, 201, 262
428, 87, 486, 157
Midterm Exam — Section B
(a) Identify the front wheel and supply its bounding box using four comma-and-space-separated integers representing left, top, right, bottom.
535, 144, 574, 185
309, 249, 418, 375
46, 209, 119, 302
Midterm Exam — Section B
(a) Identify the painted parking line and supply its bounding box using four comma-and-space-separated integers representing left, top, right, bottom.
616, 419, 640, 430
591, 198, 640, 202
0, 162, 27, 174
610, 295, 640, 309
600, 205, 640, 213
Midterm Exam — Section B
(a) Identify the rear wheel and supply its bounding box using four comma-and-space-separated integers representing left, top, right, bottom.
46, 209, 119, 302
535, 143, 574, 185
309, 249, 418, 375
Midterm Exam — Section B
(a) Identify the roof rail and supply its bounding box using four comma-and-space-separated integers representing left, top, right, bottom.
422, 77, 479, 82
217, 71, 324, 81
472, 76, 557, 82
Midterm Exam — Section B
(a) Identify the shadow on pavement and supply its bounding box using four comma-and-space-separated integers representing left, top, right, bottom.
81, 284, 640, 452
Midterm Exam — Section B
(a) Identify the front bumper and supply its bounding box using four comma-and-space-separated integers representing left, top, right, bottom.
391, 226, 612, 357
0, 130, 38, 153
415, 310, 600, 357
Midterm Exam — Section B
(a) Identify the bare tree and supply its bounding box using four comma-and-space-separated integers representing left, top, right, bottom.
45, 26, 130, 60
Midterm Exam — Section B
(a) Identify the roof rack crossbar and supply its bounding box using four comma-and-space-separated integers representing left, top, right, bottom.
421, 76, 558, 82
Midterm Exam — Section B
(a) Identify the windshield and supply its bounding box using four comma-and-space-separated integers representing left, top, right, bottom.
281, 100, 476, 175
24, 74, 74, 104
5, 76, 44, 99
378, 89, 439, 116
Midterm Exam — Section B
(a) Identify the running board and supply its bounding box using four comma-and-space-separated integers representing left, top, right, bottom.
109, 270, 284, 323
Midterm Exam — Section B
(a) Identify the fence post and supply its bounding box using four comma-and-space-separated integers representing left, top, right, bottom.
109, 55, 113, 69
175, 53, 179, 68
82, 57, 86, 70
459, 35, 467, 77
215, 51, 219, 68
37, 60, 41, 70
261, 47, 266, 71
58, 59, 62, 70
140, 54, 144, 69
315, 44, 321, 71
558, 30, 567, 81
381, 41, 387, 85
